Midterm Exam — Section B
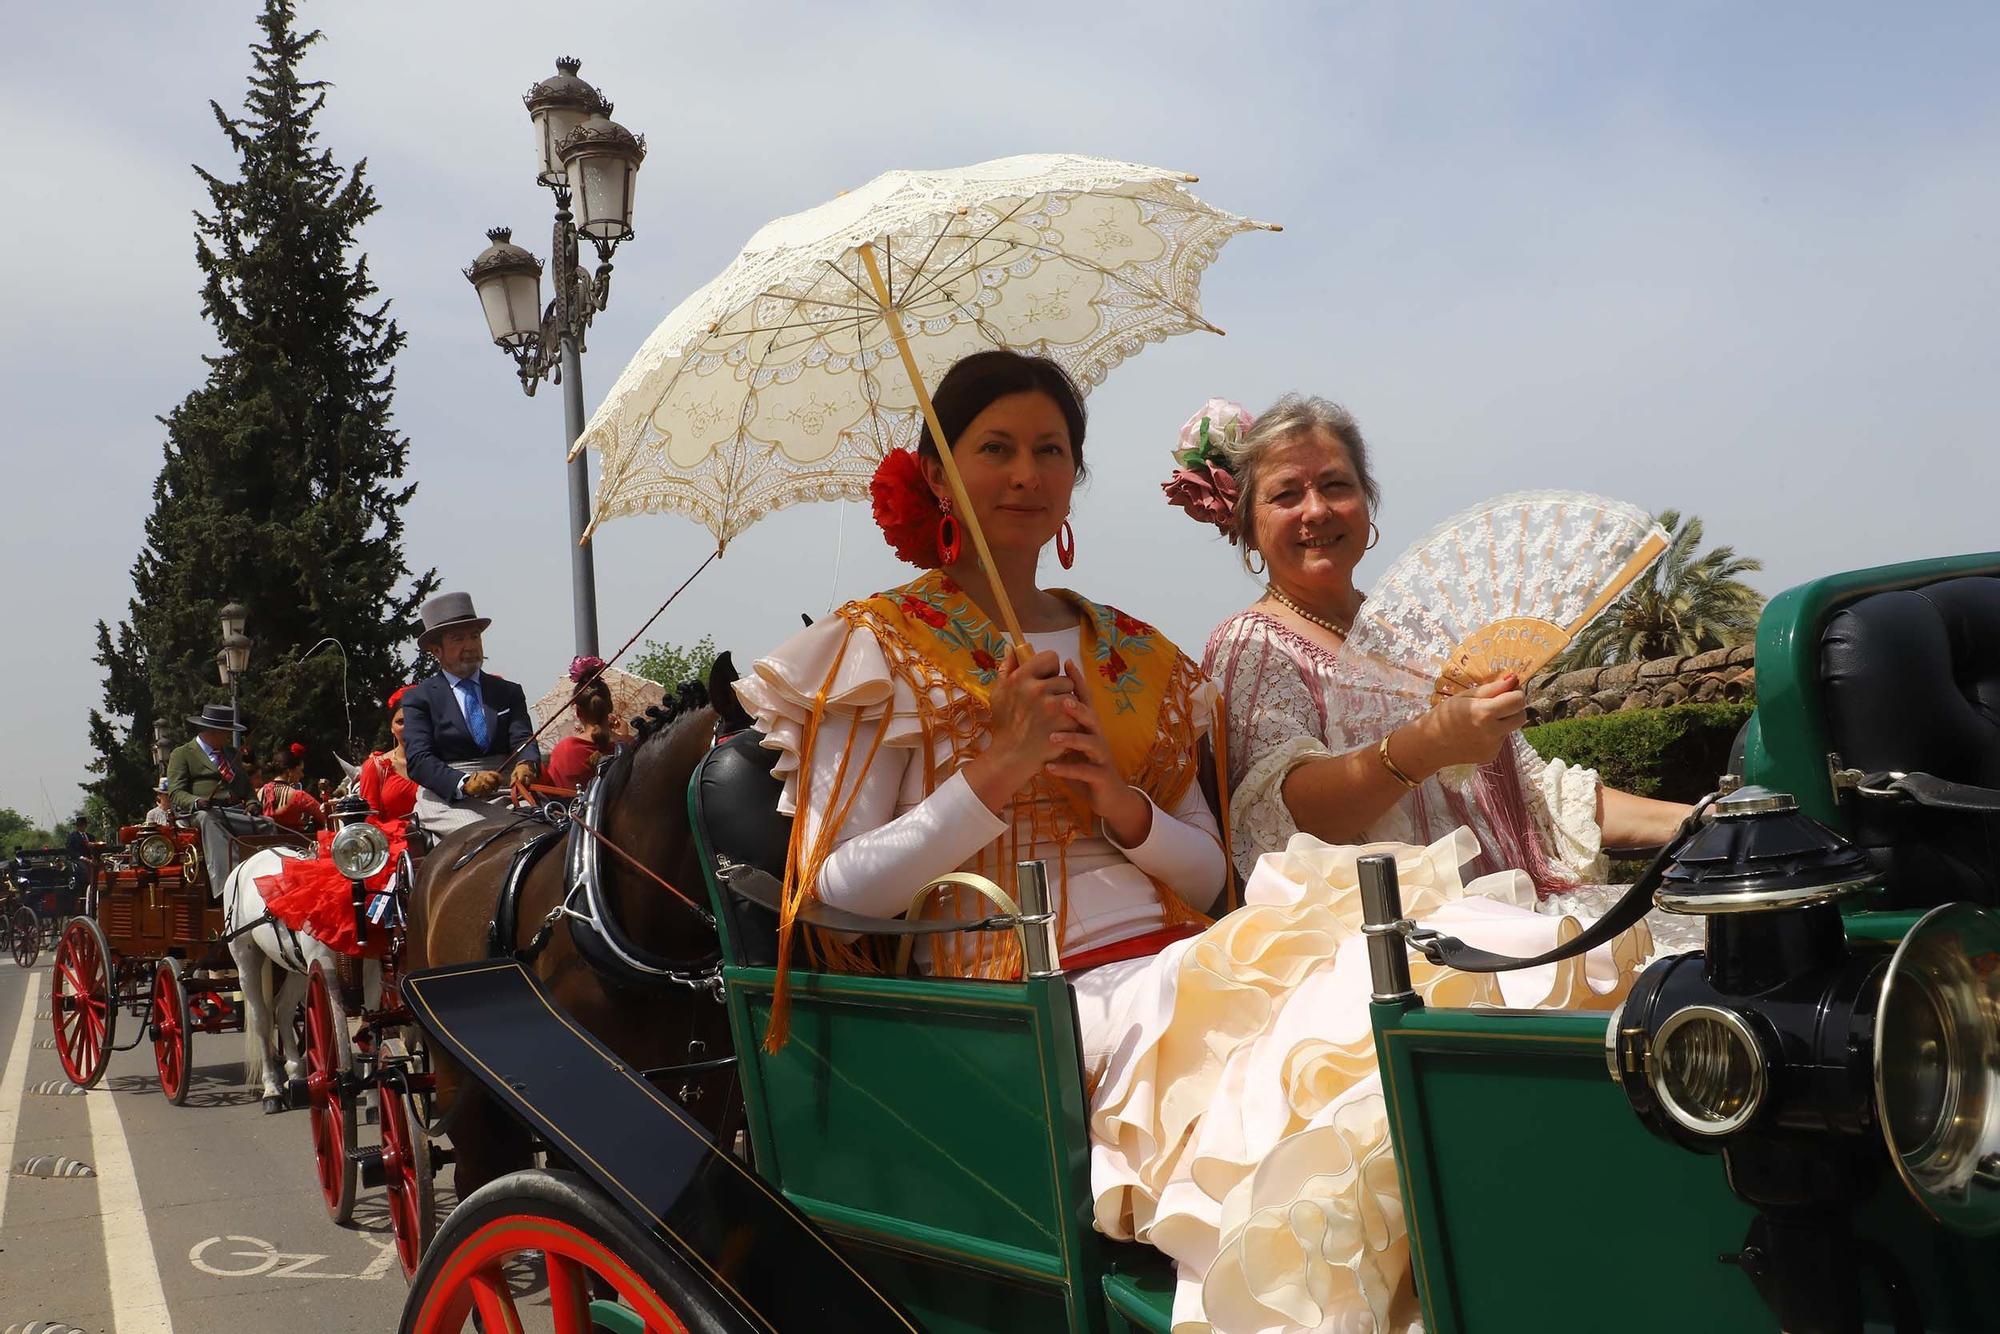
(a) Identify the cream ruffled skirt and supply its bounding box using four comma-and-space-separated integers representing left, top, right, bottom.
1081, 828, 1653, 1334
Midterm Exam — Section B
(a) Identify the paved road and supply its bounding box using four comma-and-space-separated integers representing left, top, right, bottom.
0, 951, 428, 1331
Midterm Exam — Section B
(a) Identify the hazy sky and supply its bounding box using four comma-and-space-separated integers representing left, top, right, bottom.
2, 2, 1995, 824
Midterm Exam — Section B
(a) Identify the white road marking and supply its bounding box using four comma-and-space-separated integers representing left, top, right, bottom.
189, 1232, 394, 1280
85, 1080, 176, 1332
0, 971, 39, 1226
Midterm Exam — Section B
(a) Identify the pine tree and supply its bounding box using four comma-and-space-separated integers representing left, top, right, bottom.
86, 0, 435, 819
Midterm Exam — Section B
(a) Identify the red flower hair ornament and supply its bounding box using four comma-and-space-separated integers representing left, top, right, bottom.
870, 448, 946, 569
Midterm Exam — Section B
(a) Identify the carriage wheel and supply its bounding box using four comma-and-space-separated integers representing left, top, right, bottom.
304, 962, 359, 1223
51, 918, 116, 1088
10, 905, 37, 968
379, 1079, 437, 1278
400, 1170, 718, 1334
151, 959, 193, 1106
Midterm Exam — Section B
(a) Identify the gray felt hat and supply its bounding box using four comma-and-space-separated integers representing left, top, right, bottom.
417, 592, 492, 649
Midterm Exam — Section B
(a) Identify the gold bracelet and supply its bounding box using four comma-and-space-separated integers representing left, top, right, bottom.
1378, 734, 1421, 791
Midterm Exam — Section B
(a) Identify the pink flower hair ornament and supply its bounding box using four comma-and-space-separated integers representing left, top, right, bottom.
1161, 397, 1252, 542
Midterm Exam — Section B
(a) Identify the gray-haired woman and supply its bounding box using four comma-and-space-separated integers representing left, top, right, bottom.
1173, 394, 1688, 889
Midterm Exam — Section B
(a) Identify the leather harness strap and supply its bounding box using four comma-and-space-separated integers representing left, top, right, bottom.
1858, 771, 2000, 814
1401, 797, 1713, 975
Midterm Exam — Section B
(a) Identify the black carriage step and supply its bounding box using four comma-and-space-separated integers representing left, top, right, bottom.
349, 1145, 386, 1189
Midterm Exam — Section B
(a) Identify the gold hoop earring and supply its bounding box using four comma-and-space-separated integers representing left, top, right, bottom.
1247, 550, 1266, 576
1366, 522, 1380, 551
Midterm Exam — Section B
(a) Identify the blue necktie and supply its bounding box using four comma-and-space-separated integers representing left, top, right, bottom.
457, 678, 490, 750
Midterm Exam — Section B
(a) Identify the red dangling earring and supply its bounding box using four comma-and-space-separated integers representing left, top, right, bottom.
937, 500, 962, 565
1055, 519, 1075, 570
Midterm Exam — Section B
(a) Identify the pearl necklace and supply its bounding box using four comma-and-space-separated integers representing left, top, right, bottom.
1267, 584, 1357, 637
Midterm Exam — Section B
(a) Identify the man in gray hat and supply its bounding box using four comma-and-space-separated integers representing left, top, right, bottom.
166, 702, 271, 888
403, 591, 540, 835
142, 779, 175, 828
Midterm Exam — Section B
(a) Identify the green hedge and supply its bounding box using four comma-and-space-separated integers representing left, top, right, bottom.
1524, 701, 1754, 802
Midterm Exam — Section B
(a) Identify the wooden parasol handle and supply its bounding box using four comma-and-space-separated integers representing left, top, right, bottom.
857, 243, 1029, 650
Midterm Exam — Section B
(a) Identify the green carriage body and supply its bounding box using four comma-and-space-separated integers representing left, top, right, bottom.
673, 550, 2000, 1334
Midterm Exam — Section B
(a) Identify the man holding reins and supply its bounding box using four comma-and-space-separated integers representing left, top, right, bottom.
167, 702, 273, 889
402, 592, 540, 836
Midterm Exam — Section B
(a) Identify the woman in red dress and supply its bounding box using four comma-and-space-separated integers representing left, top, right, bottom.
544, 657, 629, 791
358, 685, 419, 821
258, 744, 324, 831
260, 690, 414, 956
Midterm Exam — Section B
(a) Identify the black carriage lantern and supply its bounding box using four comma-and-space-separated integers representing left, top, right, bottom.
523, 56, 610, 189
465, 227, 545, 350
150, 719, 172, 773
557, 116, 646, 245
1608, 785, 2000, 1333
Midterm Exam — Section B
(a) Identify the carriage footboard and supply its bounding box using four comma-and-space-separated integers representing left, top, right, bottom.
400, 961, 921, 1332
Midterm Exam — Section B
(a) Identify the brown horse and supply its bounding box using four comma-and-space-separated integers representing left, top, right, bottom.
407, 659, 750, 1201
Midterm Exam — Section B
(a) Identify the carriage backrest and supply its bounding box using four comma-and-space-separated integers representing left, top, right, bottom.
688, 728, 786, 966
1743, 553, 2000, 908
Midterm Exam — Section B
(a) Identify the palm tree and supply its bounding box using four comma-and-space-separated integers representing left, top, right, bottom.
1562, 510, 1764, 668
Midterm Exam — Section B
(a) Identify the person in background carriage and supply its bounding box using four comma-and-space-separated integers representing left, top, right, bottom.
142, 779, 175, 828
258, 743, 324, 832
60, 819, 93, 921
543, 656, 630, 792
168, 702, 275, 888
358, 684, 420, 821
740, 351, 1659, 1332
402, 592, 540, 836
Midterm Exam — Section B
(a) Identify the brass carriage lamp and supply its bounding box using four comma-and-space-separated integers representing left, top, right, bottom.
465, 228, 546, 349
523, 57, 610, 189
557, 117, 646, 245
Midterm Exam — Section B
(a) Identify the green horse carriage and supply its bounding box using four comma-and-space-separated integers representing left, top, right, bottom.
394, 550, 2000, 1334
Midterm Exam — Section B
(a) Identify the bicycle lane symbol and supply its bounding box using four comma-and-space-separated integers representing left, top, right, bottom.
189, 1233, 398, 1281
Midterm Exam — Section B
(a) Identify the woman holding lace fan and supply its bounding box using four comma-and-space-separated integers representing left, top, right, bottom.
1177, 394, 1690, 895
739, 354, 1655, 1333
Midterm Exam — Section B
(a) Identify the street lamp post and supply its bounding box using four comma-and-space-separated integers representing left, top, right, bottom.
151, 720, 172, 777
464, 57, 647, 659
218, 602, 252, 756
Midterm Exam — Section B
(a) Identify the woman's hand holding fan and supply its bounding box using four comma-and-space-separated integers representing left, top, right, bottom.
1329, 490, 1668, 755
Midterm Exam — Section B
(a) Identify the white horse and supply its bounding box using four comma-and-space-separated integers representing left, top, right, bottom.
223, 848, 382, 1115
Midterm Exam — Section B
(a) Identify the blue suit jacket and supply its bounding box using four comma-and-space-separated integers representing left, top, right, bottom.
403, 670, 539, 802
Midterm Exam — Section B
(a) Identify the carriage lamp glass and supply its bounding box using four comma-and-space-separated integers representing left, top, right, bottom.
330, 823, 391, 881
134, 834, 176, 871
1875, 902, 2000, 1231
557, 117, 645, 243
1649, 1005, 1768, 1137
464, 228, 546, 348
523, 57, 611, 187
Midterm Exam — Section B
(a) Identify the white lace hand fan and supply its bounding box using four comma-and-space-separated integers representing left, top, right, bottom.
1327, 490, 1668, 752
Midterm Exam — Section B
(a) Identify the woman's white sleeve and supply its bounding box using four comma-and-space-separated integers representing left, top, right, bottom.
798, 708, 1009, 918
1104, 777, 1227, 913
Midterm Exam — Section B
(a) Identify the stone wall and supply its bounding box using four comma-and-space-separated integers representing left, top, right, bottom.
1527, 643, 1755, 724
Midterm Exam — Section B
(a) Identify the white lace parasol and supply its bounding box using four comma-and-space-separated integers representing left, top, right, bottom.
530, 665, 664, 734
1328, 490, 1669, 751
573, 154, 1277, 551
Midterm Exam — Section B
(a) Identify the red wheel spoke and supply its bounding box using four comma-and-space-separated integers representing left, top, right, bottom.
468, 1267, 526, 1334
545, 1253, 594, 1334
